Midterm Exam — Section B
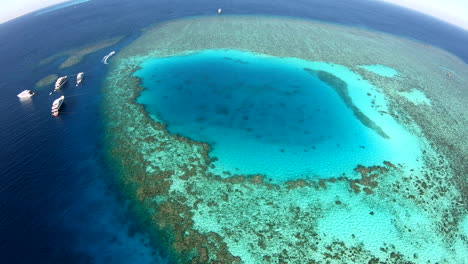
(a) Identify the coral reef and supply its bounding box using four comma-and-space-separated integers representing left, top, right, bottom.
35, 74, 58, 88
103, 16, 467, 263
40, 36, 124, 69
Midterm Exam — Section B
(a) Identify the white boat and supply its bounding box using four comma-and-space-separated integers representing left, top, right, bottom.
102, 51, 116, 64
51, 96, 65, 116
55, 76, 68, 90
218, 8, 222, 14
17, 90, 35, 98
76, 72, 84, 86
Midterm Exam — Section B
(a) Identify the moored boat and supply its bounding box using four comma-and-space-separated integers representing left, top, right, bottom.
76, 72, 84, 86
55, 76, 68, 90
51, 96, 65, 116
17, 90, 35, 98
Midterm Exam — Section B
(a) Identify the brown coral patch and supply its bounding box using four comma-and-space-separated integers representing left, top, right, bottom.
349, 165, 390, 194
285, 179, 309, 189
152, 200, 241, 263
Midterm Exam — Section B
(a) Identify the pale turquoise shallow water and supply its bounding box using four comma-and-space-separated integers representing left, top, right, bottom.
358, 64, 399, 77
135, 49, 422, 180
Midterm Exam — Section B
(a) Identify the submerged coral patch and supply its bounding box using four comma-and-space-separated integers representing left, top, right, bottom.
35, 74, 59, 88
39, 36, 124, 69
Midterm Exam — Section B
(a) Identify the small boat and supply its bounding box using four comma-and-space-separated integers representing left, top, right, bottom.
218, 8, 222, 14
102, 51, 116, 64
51, 96, 65, 116
55, 76, 68, 90
17, 90, 35, 98
76, 72, 84, 86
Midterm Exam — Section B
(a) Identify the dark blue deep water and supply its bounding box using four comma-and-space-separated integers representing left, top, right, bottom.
0, 0, 467, 263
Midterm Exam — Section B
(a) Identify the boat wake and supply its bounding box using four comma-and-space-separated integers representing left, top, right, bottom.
102, 51, 116, 64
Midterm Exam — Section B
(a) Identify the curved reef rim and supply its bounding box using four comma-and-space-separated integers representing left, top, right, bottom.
103, 16, 467, 264
133, 49, 423, 181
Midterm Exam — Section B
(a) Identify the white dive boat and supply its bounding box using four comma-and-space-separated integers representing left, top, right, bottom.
17, 90, 35, 98
76, 72, 84, 86
55, 76, 68, 90
102, 51, 116, 64
51, 96, 65, 116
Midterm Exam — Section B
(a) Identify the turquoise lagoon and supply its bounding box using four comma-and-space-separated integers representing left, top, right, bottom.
135, 50, 421, 180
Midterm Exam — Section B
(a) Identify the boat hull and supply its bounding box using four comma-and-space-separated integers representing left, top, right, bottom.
17, 90, 34, 98
76, 73, 84, 86
51, 96, 65, 116
55, 76, 68, 90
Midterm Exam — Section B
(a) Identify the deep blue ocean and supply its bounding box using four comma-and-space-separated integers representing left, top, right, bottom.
0, 0, 467, 263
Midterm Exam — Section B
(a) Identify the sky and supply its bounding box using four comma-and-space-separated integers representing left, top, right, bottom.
0, 0, 467, 30
381, 0, 468, 30
0, 0, 65, 23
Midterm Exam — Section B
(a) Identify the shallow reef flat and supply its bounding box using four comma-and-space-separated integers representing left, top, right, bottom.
103, 16, 467, 263
39, 36, 124, 69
